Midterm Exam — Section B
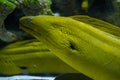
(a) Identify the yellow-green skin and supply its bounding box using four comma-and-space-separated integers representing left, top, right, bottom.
0, 39, 78, 75
70, 15, 120, 37
20, 15, 120, 80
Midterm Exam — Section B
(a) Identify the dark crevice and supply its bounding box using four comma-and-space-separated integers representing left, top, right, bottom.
69, 42, 76, 50
19, 66, 27, 70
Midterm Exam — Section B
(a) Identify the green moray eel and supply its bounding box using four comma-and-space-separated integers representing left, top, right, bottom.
0, 39, 78, 75
20, 15, 120, 80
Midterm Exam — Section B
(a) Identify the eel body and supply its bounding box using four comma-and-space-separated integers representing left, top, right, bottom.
0, 39, 77, 75
20, 15, 120, 80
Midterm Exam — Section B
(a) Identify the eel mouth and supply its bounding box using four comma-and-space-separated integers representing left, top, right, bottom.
19, 23, 42, 39
19, 23, 33, 33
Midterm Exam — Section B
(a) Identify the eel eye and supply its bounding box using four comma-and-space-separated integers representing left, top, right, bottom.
26, 18, 31, 23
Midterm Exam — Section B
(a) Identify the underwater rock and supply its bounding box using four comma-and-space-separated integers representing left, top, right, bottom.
0, 0, 53, 43
17, 0, 53, 15
51, 0, 120, 26
51, 0, 87, 16
0, 0, 18, 43
88, 0, 120, 27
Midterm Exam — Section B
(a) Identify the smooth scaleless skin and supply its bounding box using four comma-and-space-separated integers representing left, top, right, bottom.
20, 15, 120, 80
70, 15, 120, 37
0, 39, 78, 75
